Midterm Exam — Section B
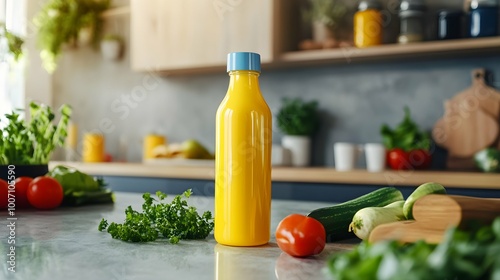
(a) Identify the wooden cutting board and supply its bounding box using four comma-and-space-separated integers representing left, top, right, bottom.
433, 69, 500, 159
368, 220, 444, 244
433, 106, 498, 158
412, 194, 500, 230
369, 195, 500, 244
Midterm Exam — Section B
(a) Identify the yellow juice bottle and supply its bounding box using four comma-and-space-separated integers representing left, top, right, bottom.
215, 52, 272, 247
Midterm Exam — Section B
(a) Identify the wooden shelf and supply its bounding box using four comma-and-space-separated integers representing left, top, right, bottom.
154, 37, 500, 75
271, 168, 500, 189
49, 161, 500, 190
278, 37, 500, 66
100, 6, 130, 18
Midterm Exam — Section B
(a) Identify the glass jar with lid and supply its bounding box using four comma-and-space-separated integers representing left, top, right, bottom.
469, 0, 499, 37
437, 10, 463, 40
354, 0, 383, 48
398, 0, 427, 44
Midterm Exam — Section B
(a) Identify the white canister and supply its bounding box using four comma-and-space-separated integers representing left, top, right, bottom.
334, 142, 360, 171
364, 143, 386, 172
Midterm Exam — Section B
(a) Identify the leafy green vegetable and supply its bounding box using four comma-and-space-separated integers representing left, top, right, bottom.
63, 189, 114, 206
277, 98, 320, 136
380, 107, 430, 151
47, 165, 114, 206
98, 190, 214, 243
327, 217, 500, 280
0, 102, 71, 165
48, 165, 101, 195
474, 148, 500, 173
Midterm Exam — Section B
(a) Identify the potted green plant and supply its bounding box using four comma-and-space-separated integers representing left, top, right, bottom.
277, 98, 320, 166
34, 0, 111, 72
0, 22, 23, 62
380, 107, 432, 170
0, 102, 72, 180
303, 0, 349, 43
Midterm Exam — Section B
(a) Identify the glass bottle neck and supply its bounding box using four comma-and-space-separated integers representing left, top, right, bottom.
228, 70, 261, 93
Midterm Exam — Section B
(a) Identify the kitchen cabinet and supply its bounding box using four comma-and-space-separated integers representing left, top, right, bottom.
130, 0, 274, 74
130, 0, 500, 75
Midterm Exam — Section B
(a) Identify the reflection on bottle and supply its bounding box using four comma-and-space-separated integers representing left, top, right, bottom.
214, 244, 275, 280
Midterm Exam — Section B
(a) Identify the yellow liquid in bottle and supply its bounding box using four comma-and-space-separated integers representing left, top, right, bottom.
215, 70, 272, 247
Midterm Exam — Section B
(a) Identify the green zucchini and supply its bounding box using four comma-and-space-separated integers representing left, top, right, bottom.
348, 201, 405, 240
403, 182, 446, 219
307, 187, 404, 242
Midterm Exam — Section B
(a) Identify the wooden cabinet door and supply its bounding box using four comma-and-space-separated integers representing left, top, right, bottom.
130, 0, 161, 71
131, 0, 273, 73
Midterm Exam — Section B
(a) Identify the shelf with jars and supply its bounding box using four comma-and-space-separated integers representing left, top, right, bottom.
129, 0, 500, 74
278, 36, 500, 66
274, 0, 500, 68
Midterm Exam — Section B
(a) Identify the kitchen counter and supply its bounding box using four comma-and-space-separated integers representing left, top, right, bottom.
49, 161, 500, 189
1, 192, 354, 280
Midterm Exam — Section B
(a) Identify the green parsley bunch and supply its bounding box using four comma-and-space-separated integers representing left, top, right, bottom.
98, 190, 214, 243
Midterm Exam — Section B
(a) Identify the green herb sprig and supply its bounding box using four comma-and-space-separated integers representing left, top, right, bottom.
327, 217, 500, 280
380, 107, 430, 151
0, 102, 72, 165
98, 190, 214, 243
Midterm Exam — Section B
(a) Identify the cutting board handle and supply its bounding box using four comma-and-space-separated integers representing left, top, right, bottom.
472, 68, 486, 85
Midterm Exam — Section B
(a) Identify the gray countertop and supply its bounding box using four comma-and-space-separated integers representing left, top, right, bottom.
1, 192, 355, 280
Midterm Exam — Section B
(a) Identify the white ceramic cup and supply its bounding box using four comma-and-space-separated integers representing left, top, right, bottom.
334, 142, 359, 171
365, 143, 386, 172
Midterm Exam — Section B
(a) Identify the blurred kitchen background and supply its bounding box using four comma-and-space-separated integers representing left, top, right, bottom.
2, 0, 500, 167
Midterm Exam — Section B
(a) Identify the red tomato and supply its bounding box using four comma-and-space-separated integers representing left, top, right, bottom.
14, 177, 33, 208
408, 149, 431, 170
27, 176, 64, 210
104, 153, 113, 162
276, 214, 326, 258
387, 148, 431, 170
387, 148, 411, 170
0, 179, 8, 209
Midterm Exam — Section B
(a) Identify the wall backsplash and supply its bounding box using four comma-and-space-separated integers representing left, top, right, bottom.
53, 13, 500, 167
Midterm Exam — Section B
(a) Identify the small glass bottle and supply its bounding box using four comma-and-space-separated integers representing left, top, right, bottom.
469, 0, 499, 38
215, 52, 272, 247
398, 0, 427, 44
354, 0, 383, 48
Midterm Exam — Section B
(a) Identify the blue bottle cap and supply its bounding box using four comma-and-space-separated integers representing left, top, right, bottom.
227, 52, 261, 73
